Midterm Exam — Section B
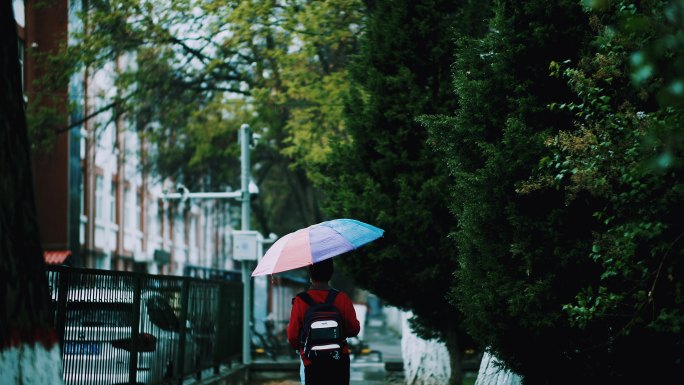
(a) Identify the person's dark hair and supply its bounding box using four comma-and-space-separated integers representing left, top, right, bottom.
309, 258, 334, 282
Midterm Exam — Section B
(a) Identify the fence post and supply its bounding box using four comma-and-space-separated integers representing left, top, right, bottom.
177, 278, 190, 385
129, 274, 142, 384
214, 283, 229, 372
54, 267, 70, 355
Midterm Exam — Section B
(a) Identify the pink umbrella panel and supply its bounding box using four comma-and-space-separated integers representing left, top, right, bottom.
251, 219, 384, 277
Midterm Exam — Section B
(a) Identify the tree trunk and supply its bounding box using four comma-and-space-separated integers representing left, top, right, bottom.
474, 351, 523, 385
401, 312, 452, 385
0, 2, 64, 384
444, 327, 464, 385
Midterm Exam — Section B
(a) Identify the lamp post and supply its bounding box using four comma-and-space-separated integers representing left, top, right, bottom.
160, 123, 255, 365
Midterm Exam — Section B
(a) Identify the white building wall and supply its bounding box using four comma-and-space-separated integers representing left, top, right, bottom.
74, 39, 238, 275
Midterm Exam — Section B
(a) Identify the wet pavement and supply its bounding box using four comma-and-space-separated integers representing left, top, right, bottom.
249, 321, 404, 385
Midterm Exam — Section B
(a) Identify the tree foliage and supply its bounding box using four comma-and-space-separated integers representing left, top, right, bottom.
424, 0, 595, 382
425, 0, 684, 383
32, 0, 364, 236
315, 1, 490, 384
525, 0, 684, 382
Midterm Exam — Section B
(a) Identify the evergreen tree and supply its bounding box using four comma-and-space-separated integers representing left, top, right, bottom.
424, 0, 596, 383
519, 1, 684, 382
317, 1, 487, 383
428, 0, 684, 383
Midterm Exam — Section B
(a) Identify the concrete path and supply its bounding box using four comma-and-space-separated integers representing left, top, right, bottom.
248, 321, 404, 385
350, 321, 403, 385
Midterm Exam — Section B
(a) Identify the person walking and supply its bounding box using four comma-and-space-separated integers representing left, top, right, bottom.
287, 258, 360, 385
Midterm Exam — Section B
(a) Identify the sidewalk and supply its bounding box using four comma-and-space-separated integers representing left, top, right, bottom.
349, 321, 403, 385
248, 320, 404, 385
362, 320, 403, 363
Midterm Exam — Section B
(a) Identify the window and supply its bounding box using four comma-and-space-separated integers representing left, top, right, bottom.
95, 175, 104, 219
110, 181, 117, 223
79, 169, 85, 217
174, 211, 184, 246
189, 216, 195, 248
111, 124, 117, 149
124, 186, 131, 228
79, 168, 86, 245
159, 203, 165, 239
135, 190, 142, 230
147, 199, 156, 239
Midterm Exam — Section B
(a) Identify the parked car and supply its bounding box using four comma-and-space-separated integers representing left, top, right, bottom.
56, 288, 200, 385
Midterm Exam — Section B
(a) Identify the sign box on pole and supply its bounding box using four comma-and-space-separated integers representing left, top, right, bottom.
233, 230, 260, 261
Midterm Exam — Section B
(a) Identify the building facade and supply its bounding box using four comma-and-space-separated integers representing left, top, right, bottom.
16, 0, 237, 275
15, 1, 306, 344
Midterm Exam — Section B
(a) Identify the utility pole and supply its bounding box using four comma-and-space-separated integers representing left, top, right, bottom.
240, 123, 252, 365
160, 123, 255, 365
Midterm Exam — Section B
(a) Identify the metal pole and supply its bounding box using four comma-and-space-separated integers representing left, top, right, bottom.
240, 123, 252, 365
129, 275, 142, 384
241, 124, 250, 232
161, 191, 242, 200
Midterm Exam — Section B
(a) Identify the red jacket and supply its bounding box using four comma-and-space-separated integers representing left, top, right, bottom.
287, 288, 360, 366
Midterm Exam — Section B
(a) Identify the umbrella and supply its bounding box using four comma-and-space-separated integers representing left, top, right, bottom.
251, 218, 384, 277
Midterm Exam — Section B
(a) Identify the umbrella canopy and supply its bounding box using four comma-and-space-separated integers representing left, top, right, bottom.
251, 218, 384, 277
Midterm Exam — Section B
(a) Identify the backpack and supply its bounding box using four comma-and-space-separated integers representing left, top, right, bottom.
296, 289, 346, 361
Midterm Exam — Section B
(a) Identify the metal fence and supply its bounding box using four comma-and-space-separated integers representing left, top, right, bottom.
183, 265, 241, 283
46, 265, 243, 385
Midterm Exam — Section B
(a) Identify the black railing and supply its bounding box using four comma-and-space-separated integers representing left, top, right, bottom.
46, 265, 243, 385
183, 264, 241, 282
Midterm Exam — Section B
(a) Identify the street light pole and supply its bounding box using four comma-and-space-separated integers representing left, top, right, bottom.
240, 123, 252, 365
160, 123, 255, 365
